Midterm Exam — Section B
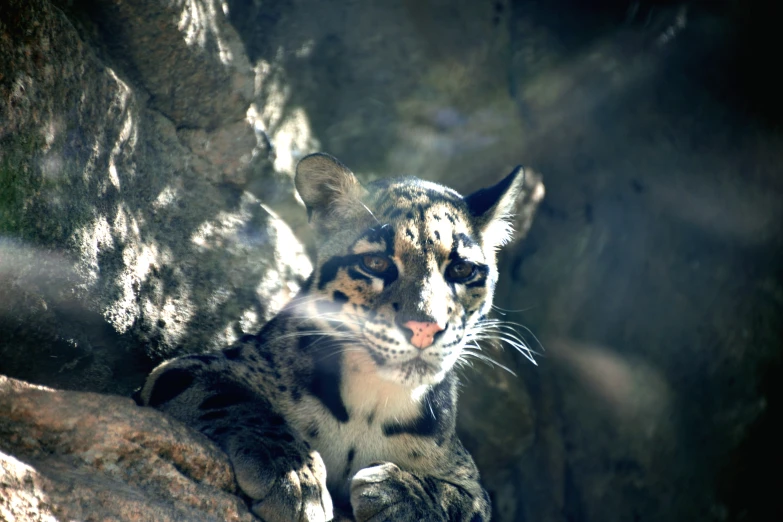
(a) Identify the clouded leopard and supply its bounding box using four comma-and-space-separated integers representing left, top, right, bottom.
134, 153, 526, 521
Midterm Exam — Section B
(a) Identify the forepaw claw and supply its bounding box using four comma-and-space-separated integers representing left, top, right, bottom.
350, 463, 444, 522
235, 446, 333, 522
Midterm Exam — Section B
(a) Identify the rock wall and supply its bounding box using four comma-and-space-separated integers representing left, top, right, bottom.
0, 0, 312, 394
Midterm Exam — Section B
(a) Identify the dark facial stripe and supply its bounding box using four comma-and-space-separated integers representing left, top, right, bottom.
147, 368, 195, 407
319, 256, 356, 289
320, 254, 401, 290
347, 267, 372, 284
319, 226, 400, 289
465, 265, 490, 288
378, 263, 398, 287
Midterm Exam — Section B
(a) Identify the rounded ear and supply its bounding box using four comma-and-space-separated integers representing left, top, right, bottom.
295, 153, 365, 227
464, 166, 526, 248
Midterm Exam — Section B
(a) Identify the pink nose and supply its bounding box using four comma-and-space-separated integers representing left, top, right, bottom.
403, 321, 444, 349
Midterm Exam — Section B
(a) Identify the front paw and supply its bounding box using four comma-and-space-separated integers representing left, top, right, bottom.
350, 463, 446, 522
232, 440, 333, 522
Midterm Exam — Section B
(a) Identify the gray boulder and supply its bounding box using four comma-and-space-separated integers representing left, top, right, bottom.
0, 0, 311, 395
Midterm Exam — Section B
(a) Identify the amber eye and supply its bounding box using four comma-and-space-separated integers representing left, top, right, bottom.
446, 260, 476, 282
361, 255, 391, 274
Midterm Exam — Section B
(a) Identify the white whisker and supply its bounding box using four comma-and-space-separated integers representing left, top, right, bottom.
465, 324, 540, 365
474, 319, 545, 353
460, 349, 517, 376
360, 202, 382, 227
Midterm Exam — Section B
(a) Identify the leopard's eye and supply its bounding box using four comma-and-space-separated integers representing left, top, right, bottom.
446, 260, 476, 282
361, 255, 391, 274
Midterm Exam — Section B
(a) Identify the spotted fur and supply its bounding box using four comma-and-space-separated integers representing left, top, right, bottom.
135, 153, 527, 521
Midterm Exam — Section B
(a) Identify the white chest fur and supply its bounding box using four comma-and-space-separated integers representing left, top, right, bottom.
288, 350, 434, 499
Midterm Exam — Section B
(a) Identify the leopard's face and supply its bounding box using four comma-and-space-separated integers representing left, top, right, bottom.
309, 179, 500, 387
294, 153, 523, 388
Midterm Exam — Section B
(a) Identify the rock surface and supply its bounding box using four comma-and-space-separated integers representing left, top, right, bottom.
0, 0, 311, 395
0, 375, 256, 521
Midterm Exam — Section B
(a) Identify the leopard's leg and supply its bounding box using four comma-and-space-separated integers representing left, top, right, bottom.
136, 356, 333, 522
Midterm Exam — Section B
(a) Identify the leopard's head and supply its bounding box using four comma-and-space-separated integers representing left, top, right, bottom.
295, 153, 526, 388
